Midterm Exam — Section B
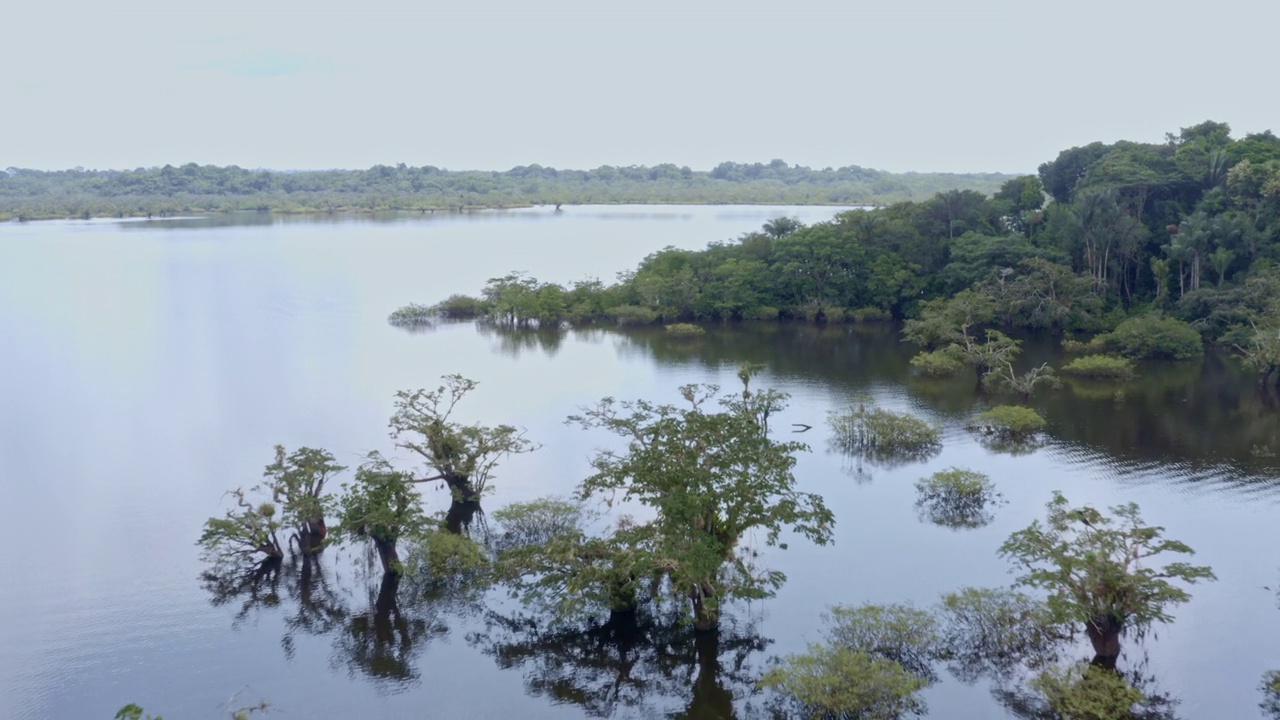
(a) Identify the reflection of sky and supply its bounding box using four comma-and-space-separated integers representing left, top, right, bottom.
0, 206, 1277, 719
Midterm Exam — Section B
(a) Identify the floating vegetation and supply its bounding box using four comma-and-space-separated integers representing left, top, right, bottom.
664, 322, 706, 337
914, 468, 1003, 530
829, 399, 941, 467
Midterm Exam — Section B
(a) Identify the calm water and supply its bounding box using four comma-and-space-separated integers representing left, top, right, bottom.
1, 207, 1278, 720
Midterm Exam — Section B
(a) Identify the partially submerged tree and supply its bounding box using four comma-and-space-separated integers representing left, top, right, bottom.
914, 468, 1003, 530
199, 446, 346, 564
389, 375, 535, 502
567, 382, 834, 631
263, 445, 345, 555
337, 453, 429, 575
828, 398, 942, 466
199, 488, 286, 563
999, 492, 1215, 666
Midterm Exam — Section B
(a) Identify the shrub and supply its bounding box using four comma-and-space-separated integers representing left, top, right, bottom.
743, 305, 780, 321
1029, 663, 1144, 719
911, 348, 967, 377
606, 304, 659, 326
1060, 355, 1135, 381
387, 303, 437, 326
664, 322, 706, 337
431, 293, 487, 319
820, 306, 848, 323
969, 405, 1045, 438
938, 587, 1065, 682
829, 401, 942, 459
1094, 315, 1203, 360
759, 646, 928, 720
851, 307, 893, 323
914, 468, 1001, 529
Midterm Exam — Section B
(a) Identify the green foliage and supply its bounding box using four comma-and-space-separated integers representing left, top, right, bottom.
664, 322, 706, 337
970, 405, 1046, 438
606, 304, 659, 325
1090, 315, 1203, 360
999, 492, 1216, 640
263, 445, 345, 552
1060, 355, 1136, 381
1029, 663, 1145, 720
910, 347, 967, 377
824, 603, 942, 681
829, 400, 942, 462
0, 162, 1012, 221
566, 382, 834, 629
937, 587, 1066, 682
984, 361, 1060, 402
850, 306, 893, 323
1261, 669, 1280, 718
914, 468, 1002, 529
115, 704, 162, 720
336, 453, 429, 573
742, 305, 780, 321
491, 497, 587, 553
198, 488, 285, 562
429, 294, 487, 319
388, 303, 438, 326
389, 375, 535, 500
759, 645, 927, 720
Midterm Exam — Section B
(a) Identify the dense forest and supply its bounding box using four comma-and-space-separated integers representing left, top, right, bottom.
0, 161, 1009, 221
409, 121, 1280, 386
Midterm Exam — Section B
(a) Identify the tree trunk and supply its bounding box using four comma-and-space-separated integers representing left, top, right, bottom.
444, 473, 481, 503
445, 499, 481, 535
1085, 615, 1123, 669
690, 584, 719, 632
374, 537, 400, 576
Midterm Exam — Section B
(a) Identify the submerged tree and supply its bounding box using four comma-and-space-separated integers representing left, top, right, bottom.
264, 445, 346, 555
199, 446, 345, 563
389, 374, 535, 502
999, 493, 1215, 667
336, 453, 429, 575
563, 381, 834, 631
760, 604, 941, 720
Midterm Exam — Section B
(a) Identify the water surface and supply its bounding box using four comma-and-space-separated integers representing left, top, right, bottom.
1, 207, 1277, 720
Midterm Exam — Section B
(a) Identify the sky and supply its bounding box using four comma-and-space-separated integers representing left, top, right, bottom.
3, 0, 1278, 175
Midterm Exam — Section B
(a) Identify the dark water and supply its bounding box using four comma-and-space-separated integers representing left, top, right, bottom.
1, 207, 1278, 720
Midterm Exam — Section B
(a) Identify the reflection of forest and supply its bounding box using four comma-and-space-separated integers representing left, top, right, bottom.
477, 322, 1280, 484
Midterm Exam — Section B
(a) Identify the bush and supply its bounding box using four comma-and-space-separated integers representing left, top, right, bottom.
743, 305, 780, 321
911, 348, 967, 377
759, 645, 928, 720
830, 402, 942, 459
387, 303, 437, 326
969, 405, 1046, 438
915, 468, 1001, 529
851, 307, 893, 323
431, 293, 487, 319
1030, 663, 1144, 719
1093, 315, 1203, 360
938, 587, 1065, 682
606, 304, 659, 326
664, 322, 706, 337
1060, 355, 1135, 381
820, 306, 848, 323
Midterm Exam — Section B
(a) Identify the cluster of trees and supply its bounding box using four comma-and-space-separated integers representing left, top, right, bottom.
0, 161, 1009, 220
190, 364, 1234, 719
411, 121, 1280, 390
763, 491, 1215, 719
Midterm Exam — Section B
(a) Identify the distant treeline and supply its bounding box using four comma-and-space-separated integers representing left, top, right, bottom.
403, 121, 1280, 381
0, 160, 1011, 221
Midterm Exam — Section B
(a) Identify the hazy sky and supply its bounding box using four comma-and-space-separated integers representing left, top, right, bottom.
5, 0, 1278, 174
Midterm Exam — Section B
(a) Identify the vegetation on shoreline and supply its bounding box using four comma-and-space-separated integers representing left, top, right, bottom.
0, 161, 1010, 221
397, 120, 1280, 388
